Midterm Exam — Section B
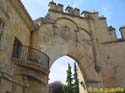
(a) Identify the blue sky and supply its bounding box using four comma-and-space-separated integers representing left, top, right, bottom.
21, 0, 125, 38
49, 56, 76, 84
21, 0, 125, 83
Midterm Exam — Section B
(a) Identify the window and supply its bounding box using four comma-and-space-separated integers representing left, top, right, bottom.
12, 38, 22, 58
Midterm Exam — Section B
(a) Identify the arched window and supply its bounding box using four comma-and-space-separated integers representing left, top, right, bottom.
12, 38, 22, 58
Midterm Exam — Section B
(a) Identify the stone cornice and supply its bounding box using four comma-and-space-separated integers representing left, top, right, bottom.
0, 71, 29, 87
9, 0, 35, 31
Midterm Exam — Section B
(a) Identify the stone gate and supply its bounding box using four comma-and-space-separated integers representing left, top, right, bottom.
0, 0, 125, 93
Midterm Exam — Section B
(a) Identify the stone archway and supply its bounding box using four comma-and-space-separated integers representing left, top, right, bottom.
36, 17, 101, 89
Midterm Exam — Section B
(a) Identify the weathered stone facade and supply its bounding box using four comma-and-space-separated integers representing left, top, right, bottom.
0, 0, 125, 93
0, 0, 49, 93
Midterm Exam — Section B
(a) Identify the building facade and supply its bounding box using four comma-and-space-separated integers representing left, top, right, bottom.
0, 0, 49, 93
0, 0, 125, 93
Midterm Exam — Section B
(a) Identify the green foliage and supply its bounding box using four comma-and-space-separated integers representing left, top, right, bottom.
49, 81, 65, 93
65, 63, 79, 93
49, 63, 80, 93
66, 63, 73, 93
73, 63, 79, 93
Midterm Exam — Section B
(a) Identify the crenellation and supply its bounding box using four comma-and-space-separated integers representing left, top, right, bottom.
108, 26, 117, 41
119, 25, 125, 39
73, 8, 80, 16
98, 16, 106, 20
81, 11, 90, 17
90, 11, 99, 20
108, 26, 115, 31
81, 11, 99, 19
57, 4, 63, 12
48, 2, 100, 18
48, 1, 57, 11
65, 5, 73, 15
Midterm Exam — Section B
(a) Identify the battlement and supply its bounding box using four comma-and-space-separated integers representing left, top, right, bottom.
57, 3, 63, 12
108, 26, 116, 41
106, 25, 125, 42
48, 1, 99, 19
108, 26, 115, 31
48, 1, 125, 42
119, 25, 125, 39
65, 5, 74, 15
74, 8, 80, 16
98, 16, 106, 20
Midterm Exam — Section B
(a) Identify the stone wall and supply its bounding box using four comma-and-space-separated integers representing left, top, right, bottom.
36, 1, 103, 89
77, 66, 88, 93
36, 0, 125, 89
0, 0, 49, 93
0, 0, 31, 73
0, 0, 31, 92
0, 0, 125, 93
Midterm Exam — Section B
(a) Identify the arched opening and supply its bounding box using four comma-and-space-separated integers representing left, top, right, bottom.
38, 15, 102, 93
12, 37, 22, 58
48, 56, 88, 93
